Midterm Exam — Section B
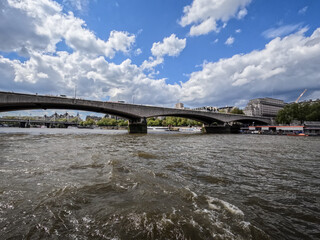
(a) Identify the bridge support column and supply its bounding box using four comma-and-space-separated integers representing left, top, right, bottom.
202, 124, 240, 134
19, 121, 30, 128
128, 118, 147, 134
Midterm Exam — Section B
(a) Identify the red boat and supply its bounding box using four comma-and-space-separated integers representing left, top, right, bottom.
287, 133, 309, 136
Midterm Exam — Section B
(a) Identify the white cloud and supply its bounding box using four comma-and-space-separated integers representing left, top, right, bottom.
62, 0, 89, 12
151, 34, 186, 58
0, 0, 180, 105
140, 57, 164, 70
189, 18, 217, 36
179, 0, 252, 36
237, 8, 247, 19
0, 51, 182, 105
262, 23, 304, 39
225, 36, 234, 45
106, 30, 136, 56
134, 48, 142, 56
235, 29, 242, 33
140, 34, 186, 70
0, 0, 135, 58
180, 28, 320, 106
298, 6, 308, 15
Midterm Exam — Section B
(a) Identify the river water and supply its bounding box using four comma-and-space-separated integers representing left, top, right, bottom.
0, 128, 319, 240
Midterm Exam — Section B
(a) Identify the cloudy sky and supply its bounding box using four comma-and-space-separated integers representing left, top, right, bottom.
1, 0, 320, 115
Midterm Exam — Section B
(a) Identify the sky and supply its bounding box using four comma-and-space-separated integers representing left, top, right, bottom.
1, 0, 320, 117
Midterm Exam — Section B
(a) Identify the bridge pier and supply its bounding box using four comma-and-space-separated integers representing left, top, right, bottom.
128, 118, 147, 134
19, 121, 30, 128
202, 124, 240, 134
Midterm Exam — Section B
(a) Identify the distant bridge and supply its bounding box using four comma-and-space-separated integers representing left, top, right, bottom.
0, 118, 78, 128
0, 91, 271, 133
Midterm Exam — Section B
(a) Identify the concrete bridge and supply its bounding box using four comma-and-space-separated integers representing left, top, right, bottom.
0, 91, 271, 133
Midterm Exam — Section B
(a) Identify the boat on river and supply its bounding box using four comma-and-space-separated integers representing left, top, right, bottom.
287, 133, 309, 136
147, 126, 169, 131
179, 127, 201, 133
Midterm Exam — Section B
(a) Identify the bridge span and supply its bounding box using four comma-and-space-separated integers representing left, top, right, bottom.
0, 91, 271, 133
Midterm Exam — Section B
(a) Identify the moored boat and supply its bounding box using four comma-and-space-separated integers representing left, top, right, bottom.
287, 133, 309, 136
147, 126, 169, 131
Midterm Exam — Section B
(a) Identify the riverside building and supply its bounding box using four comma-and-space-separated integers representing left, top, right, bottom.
244, 98, 285, 117
175, 102, 184, 109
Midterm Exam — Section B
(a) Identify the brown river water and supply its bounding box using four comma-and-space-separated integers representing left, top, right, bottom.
0, 128, 319, 239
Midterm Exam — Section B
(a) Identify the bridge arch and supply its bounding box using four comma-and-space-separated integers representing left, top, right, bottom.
224, 117, 270, 125
0, 91, 272, 133
0, 100, 140, 120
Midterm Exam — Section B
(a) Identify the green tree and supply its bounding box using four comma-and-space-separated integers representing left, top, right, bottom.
117, 120, 128, 126
80, 118, 96, 126
230, 107, 244, 114
306, 102, 320, 121
276, 102, 320, 124
276, 108, 291, 124
147, 118, 162, 126
161, 117, 202, 127
97, 118, 108, 126
166, 117, 178, 126
57, 118, 67, 122
97, 118, 118, 126
69, 117, 80, 123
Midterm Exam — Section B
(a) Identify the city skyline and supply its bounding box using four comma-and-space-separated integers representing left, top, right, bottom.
1, 0, 320, 118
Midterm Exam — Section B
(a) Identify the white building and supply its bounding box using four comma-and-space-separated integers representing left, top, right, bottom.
175, 102, 184, 109
244, 98, 285, 117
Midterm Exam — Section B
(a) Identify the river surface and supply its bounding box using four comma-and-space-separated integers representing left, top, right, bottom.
0, 128, 319, 240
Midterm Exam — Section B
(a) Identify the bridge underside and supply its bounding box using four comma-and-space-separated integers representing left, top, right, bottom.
152, 114, 270, 126
225, 118, 271, 125
0, 104, 270, 126
0, 103, 148, 133
0, 103, 139, 120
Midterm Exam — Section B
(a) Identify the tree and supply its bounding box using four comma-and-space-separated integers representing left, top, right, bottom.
230, 107, 244, 114
57, 118, 67, 122
276, 102, 320, 124
276, 108, 291, 124
117, 120, 128, 126
160, 117, 202, 126
97, 118, 117, 126
80, 118, 96, 126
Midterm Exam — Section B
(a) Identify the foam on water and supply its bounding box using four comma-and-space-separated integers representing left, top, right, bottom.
207, 196, 244, 216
